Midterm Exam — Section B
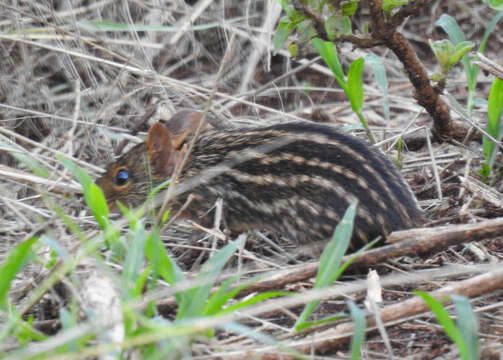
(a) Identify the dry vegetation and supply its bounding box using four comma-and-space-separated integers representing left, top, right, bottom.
0, 0, 502, 359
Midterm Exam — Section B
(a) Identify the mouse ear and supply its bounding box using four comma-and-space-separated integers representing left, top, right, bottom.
146, 122, 179, 177
163, 109, 206, 148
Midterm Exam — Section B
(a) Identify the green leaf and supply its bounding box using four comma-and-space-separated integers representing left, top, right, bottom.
341, 1, 358, 16
430, 73, 446, 82
297, 20, 317, 44
274, 19, 295, 51
436, 14, 476, 88
437, 12, 502, 120
415, 291, 468, 359
277, 0, 290, 12
447, 41, 475, 69
0, 237, 37, 310
436, 14, 465, 44
286, 7, 307, 23
452, 295, 480, 360
349, 301, 366, 360
311, 38, 347, 91
429, 39, 454, 70
482, 78, 503, 169
483, 0, 503, 10
382, 0, 409, 15
347, 58, 365, 112
325, 15, 351, 40
365, 53, 390, 121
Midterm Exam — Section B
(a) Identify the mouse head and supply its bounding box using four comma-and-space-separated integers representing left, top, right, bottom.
96, 110, 205, 209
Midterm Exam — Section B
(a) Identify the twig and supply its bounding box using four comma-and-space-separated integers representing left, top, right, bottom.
473, 52, 503, 80
232, 217, 503, 296
288, 265, 503, 357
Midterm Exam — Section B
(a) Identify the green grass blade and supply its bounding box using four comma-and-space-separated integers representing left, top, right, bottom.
58, 155, 109, 229
217, 291, 290, 316
347, 58, 365, 112
176, 235, 245, 320
452, 295, 480, 360
122, 224, 147, 299
415, 291, 467, 359
39, 234, 70, 263
145, 227, 187, 309
204, 273, 288, 316
483, 78, 503, 169
295, 313, 347, 330
348, 301, 366, 360
316, 201, 357, 287
464, 11, 503, 116
5, 311, 47, 345
146, 228, 184, 285
1, 140, 50, 178
58, 155, 92, 188
203, 274, 243, 316
479, 12, 503, 54
294, 235, 378, 333
87, 183, 110, 229
0, 237, 37, 310
295, 201, 357, 330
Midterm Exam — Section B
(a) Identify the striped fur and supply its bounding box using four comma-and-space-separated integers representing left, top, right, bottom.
98, 122, 423, 247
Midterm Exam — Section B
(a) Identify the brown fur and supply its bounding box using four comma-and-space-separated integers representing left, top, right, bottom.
97, 110, 423, 247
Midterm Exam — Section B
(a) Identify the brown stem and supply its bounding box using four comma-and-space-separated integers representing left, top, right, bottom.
293, 2, 328, 40
337, 35, 384, 48
366, 0, 453, 139
389, 0, 429, 28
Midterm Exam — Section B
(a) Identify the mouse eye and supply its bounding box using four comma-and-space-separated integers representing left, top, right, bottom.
114, 169, 129, 186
